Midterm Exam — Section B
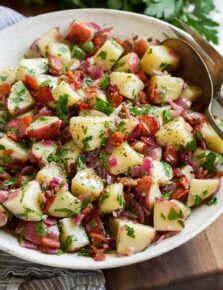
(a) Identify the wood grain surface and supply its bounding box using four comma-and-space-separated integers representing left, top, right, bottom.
1, 1, 223, 289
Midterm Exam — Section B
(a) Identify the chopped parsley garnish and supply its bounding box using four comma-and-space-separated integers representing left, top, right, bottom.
207, 197, 217, 206
2, 156, 12, 164
124, 224, 135, 238
160, 62, 172, 70
162, 109, 173, 123
20, 139, 34, 150
13, 82, 27, 103
167, 208, 184, 220
84, 77, 93, 87
130, 104, 154, 116
177, 220, 185, 228
194, 195, 202, 205
78, 247, 92, 257
39, 116, 48, 121
54, 208, 74, 216
0, 144, 6, 150
161, 162, 172, 177
99, 191, 110, 204
63, 235, 77, 251
186, 139, 197, 151
99, 75, 110, 90
94, 98, 114, 115
4, 176, 17, 186
76, 156, 86, 171
97, 50, 107, 60
98, 152, 109, 167
202, 152, 222, 173
99, 130, 106, 146
39, 80, 52, 88
0, 75, 7, 82
90, 219, 97, 228
162, 191, 172, 200
117, 192, 125, 207
83, 135, 93, 150
36, 221, 47, 237
0, 167, 4, 174
55, 94, 69, 123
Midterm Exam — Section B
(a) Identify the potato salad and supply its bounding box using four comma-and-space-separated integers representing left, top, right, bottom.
0, 20, 222, 260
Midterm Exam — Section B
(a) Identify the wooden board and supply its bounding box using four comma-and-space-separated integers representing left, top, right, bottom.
1, 2, 223, 289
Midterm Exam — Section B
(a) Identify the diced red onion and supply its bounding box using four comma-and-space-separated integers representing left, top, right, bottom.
168, 99, 183, 117
44, 217, 57, 226
175, 97, 191, 109
21, 240, 38, 250
131, 166, 142, 178
106, 173, 114, 185
74, 214, 84, 226
109, 158, 118, 167
142, 157, 152, 175
0, 190, 9, 203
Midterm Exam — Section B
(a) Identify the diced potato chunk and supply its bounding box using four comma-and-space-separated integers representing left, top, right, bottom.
187, 179, 220, 207
155, 117, 193, 150
150, 75, 184, 103
16, 58, 48, 81
200, 122, 223, 154
0, 136, 28, 163
110, 72, 144, 99
180, 85, 202, 102
100, 183, 125, 213
150, 160, 173, 184
62, 141, 81, 168
4, 180, 43, 221
7, 81, 35, 115
48, 43, 71, 64
69, 116, 114, 151
94, 39, 124, 70
109, 218, 156, 255
52, 81, 81, 107
147, 180, 162, 210
154, 199, 185, 231
108, 142, 143, 175
71, 168, 104, 199
114, 52, 140, 74
48, 189, 81, 217
0, 67, 16, 85
36, 162, 66, 186
193, 148, 211, 166
60, 217, 89, 252
31, 141, 57, 166
141, 45, 179, 75
180, 165, 195, 180
36, 28, 62, 56
35, 74, 58, 89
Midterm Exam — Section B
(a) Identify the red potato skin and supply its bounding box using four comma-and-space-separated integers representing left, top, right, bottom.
126, 52, 140, 74
27, 119, 62, 140
66, 21, 96, 44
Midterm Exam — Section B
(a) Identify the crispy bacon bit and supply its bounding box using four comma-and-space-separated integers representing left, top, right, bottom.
109, 131, 125, 146
0, 84, 11, 97
137, 176, 152, 193
118, 177, 138, 187
133, 39, 149, 57
24, 75, 38, 90
164, 144, 178, 167
171, 188, 189, 201
109, 94, 123, 108
67, 70, 84, 89
139, 115, 160, 136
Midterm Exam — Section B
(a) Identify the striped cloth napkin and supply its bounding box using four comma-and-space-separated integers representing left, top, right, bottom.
0, 6, 105, 290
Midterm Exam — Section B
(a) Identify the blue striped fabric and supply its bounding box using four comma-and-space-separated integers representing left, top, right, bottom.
0, 6, 105, 290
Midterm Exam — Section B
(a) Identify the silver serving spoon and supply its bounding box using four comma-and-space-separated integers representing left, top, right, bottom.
162, 21, 223, 138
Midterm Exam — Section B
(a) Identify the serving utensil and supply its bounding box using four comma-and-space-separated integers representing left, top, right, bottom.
162, 21, 223, 138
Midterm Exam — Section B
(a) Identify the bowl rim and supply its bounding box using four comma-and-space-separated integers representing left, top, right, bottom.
0, 7, 222, 269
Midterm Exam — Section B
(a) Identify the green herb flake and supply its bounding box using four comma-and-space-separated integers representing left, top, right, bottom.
162, 191, 172, 200
76, 156, 86, 171
97, 50, 107, 60
63, 235, 77, 252
99, 191, 110, 204
94, 98, 114, 116
0, 145, 6, 150
83, 135, 93, 150
36, 221, 47, 237
90, 219, 97, 228
99, 130, 106, 146
99, 75, 110, 90
207, 197, 217, 206
78, 247, 92, 257
194, 195, 202, 205
162, 109, 173, 123
161, 212, 166, 220
130, 104, 154, 116
167, 207, 183, 221
55, 94, 69, 123
159, 62, 172, 70
161, 162, 172, 177
124, 224, 135, 239
186, 139, 197, 151
117, 192, 125, 207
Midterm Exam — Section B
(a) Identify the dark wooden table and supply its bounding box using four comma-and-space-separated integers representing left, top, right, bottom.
1, 1, 223, 289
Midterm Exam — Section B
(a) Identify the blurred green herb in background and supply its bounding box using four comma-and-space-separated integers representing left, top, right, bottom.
23, 0, 219, 44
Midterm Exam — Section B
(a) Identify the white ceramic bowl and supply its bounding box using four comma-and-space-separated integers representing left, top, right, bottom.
0, 8, 222, 269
